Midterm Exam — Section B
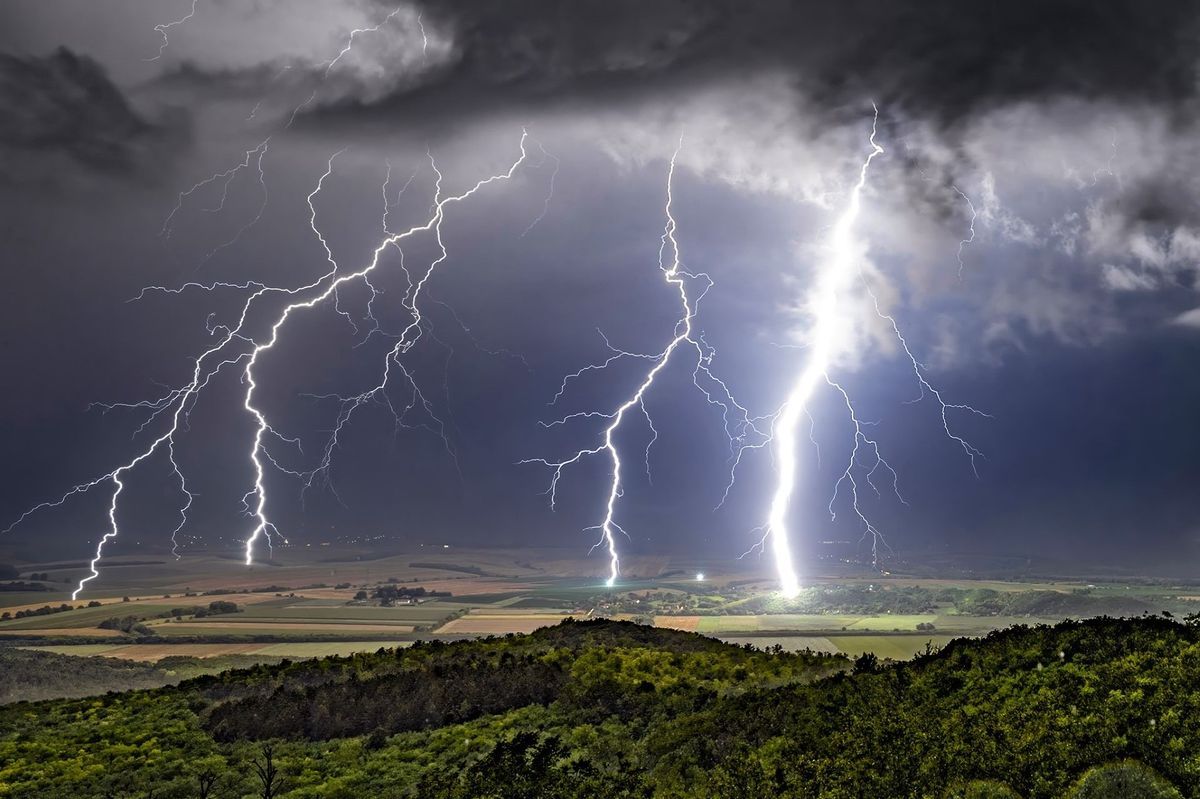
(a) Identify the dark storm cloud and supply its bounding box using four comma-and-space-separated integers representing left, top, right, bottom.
4, 0, 1200, 572
288, 0, 1200, 129
0, 47, 187, 178
1108, 176, 1200, 230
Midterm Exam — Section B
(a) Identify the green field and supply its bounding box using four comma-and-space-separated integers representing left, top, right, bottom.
150, 624, 407, 637
20, 643, 128, 656
21, 640, 415, 660
718, 635, 838, 653
825, 635, 958, 659
237, 601, 466, 621
3, 546, 1194, 664
172, 615, 426, 626
241, 641, 415, 658
695, 616, 759, 632
0, 602, 188, 630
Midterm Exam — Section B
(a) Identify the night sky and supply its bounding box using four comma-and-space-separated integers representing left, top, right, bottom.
2, 0, 1200, 576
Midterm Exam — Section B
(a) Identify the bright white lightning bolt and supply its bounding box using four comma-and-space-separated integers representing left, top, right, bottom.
762, 117, 883, 598
236, 133, 532, 564
761, 105, 986, 598
290, 136, 537, 503
5, 133, 532, 594
3, 340, 251, 599
145, 0, 199, 62
523, 140, 759, 587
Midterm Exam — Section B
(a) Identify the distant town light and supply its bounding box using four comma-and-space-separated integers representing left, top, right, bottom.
695, 572, 705, 581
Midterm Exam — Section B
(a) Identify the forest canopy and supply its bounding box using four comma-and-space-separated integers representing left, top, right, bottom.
1, 616, 1198, 798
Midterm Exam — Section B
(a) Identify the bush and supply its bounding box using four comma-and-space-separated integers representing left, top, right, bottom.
98, 616, 153, 635
1066, 761, 1183, 799
944, 780, 1022, 798
12, 603, 74, 620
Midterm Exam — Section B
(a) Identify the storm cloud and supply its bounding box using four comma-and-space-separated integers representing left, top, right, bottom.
2, 1, 1200, 572
0, 47, 187, 180
287, 1, 1200, 130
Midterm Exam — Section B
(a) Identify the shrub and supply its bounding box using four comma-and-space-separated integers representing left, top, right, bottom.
1066, 761, 1183, 799
944, 780, 1022, 799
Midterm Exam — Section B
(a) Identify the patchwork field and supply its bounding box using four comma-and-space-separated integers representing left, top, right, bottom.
23, 640, 415, 661
154, 622, 417, 636
0, 626, 126, 638
3, 546, 1192, 667
656, 613, 1012, 635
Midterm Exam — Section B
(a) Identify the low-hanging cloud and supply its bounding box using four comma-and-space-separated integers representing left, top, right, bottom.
0, 47, 188, 182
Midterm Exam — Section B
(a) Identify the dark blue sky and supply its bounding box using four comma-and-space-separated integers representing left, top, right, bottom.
2, 1, 1200, 577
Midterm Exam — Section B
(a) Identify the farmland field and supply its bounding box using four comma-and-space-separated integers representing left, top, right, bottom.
0, 603, 205, 630
719, 635, 838, 653
237, 602, 466, 621
653, 616, 700, 631
22, 640, 415, 661
2, 546, 1194, 667
437, 611, 570, 634
825, 635, 958, 659
153, 622, 416, 636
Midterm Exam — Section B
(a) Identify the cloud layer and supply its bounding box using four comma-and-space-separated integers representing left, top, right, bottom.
0, 47, 187, 180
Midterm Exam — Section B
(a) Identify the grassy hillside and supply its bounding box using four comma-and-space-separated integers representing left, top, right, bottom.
1, 617, 1198, 797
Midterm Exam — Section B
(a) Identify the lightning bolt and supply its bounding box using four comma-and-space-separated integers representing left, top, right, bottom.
4, 133, 533, 595
417, 12, 429, 60
759, 105, 987, 597
3, 339, 251, 599
160, 139, 271, 271
145, 0, 199, 62
287, 6, 406, 129
290, 136, 534, 505
165, 437, 193, 559
953, 186, 977, 278
521, 141, 560, 237
234, 133, 533, 564
523, 139, 761, 587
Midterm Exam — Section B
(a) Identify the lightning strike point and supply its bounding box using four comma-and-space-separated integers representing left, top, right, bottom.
525, 137, 765, 588
761, 104, 986, 593
764, 105, 884, 598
